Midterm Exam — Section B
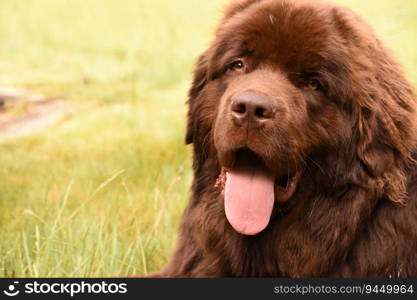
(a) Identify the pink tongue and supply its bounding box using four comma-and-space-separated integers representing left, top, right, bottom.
224, 162, 275, 235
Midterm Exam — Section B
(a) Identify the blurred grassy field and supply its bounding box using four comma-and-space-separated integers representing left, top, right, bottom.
0, 0, 416, 277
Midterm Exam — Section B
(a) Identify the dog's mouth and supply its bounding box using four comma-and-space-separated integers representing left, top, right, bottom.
216, 148, 301, 236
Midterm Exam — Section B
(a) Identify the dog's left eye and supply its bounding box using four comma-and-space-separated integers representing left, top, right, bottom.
304, 79, 321, 91
229, 59, 245, 72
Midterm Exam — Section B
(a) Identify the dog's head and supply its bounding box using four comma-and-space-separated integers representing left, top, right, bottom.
185, 0, 417, 235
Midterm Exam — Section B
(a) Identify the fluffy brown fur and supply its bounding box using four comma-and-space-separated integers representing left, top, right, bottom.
157, 0, 417, 277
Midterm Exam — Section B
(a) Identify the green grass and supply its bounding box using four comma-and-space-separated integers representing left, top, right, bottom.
0, 0, 416, 277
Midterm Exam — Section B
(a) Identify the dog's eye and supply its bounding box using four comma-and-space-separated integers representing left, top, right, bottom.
304, 79, 321, 91
229, 60, 245, 72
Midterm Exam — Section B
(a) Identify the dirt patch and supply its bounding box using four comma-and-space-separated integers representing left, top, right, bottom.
0, 86, 72, 141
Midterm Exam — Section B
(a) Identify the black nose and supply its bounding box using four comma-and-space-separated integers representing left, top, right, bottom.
230, 93, 275, 126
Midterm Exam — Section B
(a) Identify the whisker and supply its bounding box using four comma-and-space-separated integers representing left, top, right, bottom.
304, 154, 326, 175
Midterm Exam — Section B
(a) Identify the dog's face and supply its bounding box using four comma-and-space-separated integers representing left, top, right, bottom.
212, 1, 354, 195
185, 0, 416, 236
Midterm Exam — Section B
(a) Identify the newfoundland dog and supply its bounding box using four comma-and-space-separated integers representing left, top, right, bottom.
158, 0, 417, 277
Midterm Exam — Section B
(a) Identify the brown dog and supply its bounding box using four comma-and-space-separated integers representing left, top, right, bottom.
157, 0, 417, 277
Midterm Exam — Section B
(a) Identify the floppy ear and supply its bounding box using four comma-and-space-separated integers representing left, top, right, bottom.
330, 6, 417, 203
354, 44, 417, 204
356, 107, 394, 176
356, 106, 411, 204
185, 53, 209, 144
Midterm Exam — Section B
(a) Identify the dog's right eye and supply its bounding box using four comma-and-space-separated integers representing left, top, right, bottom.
296, 72, 324, 92
229, 60, 245, 72
305, 79, 321, 91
